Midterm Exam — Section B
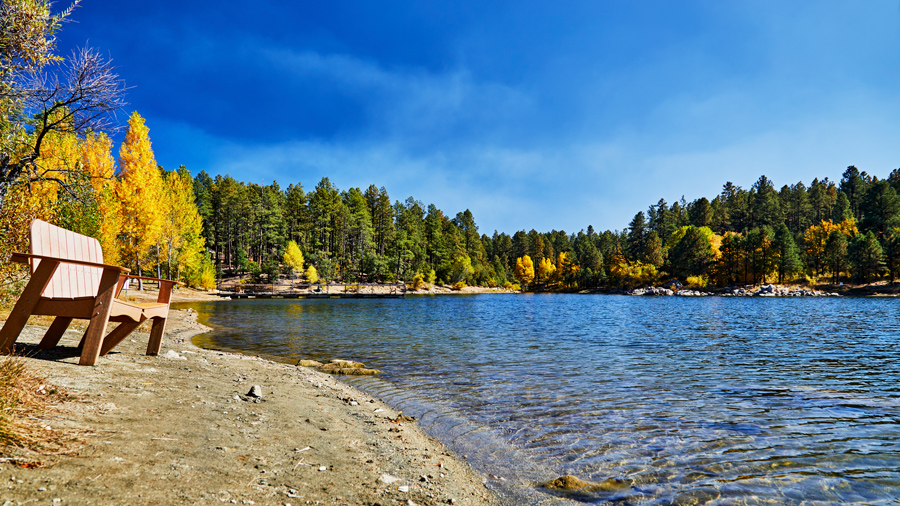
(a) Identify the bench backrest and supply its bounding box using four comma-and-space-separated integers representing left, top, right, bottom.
29, 220, 104, 298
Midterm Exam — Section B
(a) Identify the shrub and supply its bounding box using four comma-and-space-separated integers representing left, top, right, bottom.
685, 275, 708, 288
452, 281, 466, 291
0, 357, 74, 454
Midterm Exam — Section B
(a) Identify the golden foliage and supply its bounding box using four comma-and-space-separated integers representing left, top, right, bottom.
283, 240, 304, 278
608, 251, 658, 288
116, 112, 164, 274
514, 255, 535, 284
537, 256, 556, 282
305, 265, 319, 284
804, 218, 858, 271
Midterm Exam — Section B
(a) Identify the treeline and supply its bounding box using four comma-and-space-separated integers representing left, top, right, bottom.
609, 167, 900, 288
194, 166, 900, 290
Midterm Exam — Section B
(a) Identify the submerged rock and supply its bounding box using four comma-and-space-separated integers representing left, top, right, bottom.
542, 475, 631, 493
294, 358, 381, 375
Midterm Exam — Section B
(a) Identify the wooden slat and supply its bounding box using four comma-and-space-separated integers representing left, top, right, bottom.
29, 220, 106, 299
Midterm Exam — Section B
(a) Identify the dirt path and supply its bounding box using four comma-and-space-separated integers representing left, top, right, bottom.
1, 302, 499, 506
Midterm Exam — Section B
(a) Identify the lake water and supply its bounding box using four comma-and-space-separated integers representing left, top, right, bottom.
176, 294, 900, 505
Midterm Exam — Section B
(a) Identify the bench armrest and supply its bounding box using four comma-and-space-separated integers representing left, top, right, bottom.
11, 253, 131, 273
125, 275, 185, 287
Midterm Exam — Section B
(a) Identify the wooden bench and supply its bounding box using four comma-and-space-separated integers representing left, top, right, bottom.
0, 219, 179, 365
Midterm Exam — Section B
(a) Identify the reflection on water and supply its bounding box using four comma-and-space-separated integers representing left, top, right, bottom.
176, 295, 900, 505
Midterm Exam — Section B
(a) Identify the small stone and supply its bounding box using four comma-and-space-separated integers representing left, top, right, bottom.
196, 385, 201, 389
53, 500, 61, 504
38, 487, 47, 491
233, 395, 240, 400
318, 466, 327, 471
398, 485, 409, 493
379, 474, 401, 485
247, 385, 262, 398
407, 501, 418, 506
350, 401, 359, 406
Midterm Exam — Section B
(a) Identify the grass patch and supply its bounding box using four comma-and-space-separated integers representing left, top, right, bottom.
0, 356, 81, 463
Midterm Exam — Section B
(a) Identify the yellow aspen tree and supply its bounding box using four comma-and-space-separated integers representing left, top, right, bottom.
804, 218, 858, 276
283, 240, 304, 281
117, 112, 164, 285
514, 255, 535, 284
81, 131, 121, 264
305, 265, 319, 284
537, 256, 556, 282
160, 167, 206, 284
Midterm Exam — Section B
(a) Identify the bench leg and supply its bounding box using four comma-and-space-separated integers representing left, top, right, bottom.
38, 317, 73, 350
100, 320, 142, 356
0, 259, 59, 353
146, 317, 167, 356
79, 269, 120, 366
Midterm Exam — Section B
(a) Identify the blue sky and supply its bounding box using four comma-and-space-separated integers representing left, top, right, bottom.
58, 1, 900, 234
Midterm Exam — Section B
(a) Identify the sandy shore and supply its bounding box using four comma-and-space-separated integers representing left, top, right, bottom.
0, 291, 500, 506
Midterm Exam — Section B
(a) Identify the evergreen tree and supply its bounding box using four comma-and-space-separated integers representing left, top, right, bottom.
687, 197, 712, 227
832, 191, 852, 222
750, 175, 781, 229
860, 180, 900, 237
626, 211, 647, 261
745, 226, 777, 283
668, 226, 713, 280
849, 231, 885, 283
809, 178, 836, 223
824, 230, 849, 284
773, 224, 802, 283
716, 232, 744, 285
882, 229, 900, 284
840, 165, 867, 220
284, 182, 308, 246
643, 230, 665, 269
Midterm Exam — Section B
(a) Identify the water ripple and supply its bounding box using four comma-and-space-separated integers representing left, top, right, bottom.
180, 295, 900, 505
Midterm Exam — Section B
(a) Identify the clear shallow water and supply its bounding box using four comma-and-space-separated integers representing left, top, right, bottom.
177, 295, 900, 505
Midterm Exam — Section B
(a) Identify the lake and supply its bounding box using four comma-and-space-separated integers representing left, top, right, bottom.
176, 294, 900, 505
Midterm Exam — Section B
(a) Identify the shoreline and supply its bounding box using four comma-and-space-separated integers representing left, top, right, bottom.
0, 301, 500, 505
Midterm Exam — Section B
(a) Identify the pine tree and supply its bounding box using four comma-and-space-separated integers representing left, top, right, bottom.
626, 211, 647, 262
850, 231, 885, 283
773, 224, 802, 283
824, 230, 849, 284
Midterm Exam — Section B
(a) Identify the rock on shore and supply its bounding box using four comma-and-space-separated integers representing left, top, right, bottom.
627, 283, 838, 297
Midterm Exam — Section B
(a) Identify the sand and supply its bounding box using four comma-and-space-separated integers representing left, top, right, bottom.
0, 290, 500, 506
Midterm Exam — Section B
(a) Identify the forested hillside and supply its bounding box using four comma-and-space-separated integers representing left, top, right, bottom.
193, 165, 900, 290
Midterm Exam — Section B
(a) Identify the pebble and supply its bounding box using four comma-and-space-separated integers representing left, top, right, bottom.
248, 385, 262, 398
379, 474, 401, 485
38, 487, 47, 491
398, 485, 409, 493
318, 466, 327, 471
